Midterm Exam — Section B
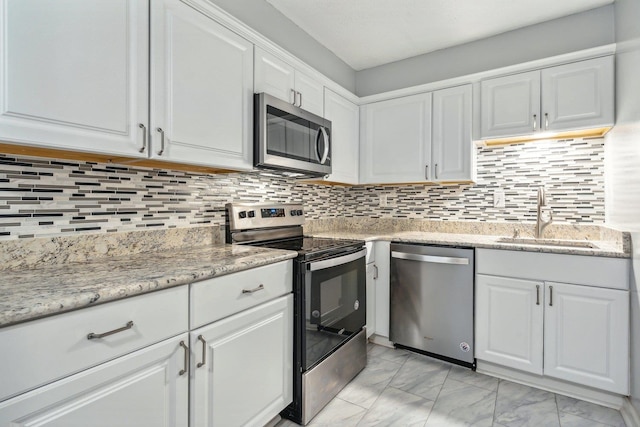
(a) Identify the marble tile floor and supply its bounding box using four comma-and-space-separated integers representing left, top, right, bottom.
276, 343, 627, 427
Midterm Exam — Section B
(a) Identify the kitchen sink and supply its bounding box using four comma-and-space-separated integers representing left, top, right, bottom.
496, 237, 596, 249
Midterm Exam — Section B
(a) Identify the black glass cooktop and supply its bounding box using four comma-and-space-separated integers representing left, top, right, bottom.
254, 237, 364, 261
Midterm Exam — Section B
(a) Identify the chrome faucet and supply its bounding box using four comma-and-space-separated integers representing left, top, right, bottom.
535, 187, 553, 239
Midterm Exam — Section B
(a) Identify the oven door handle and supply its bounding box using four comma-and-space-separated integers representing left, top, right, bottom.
308, 248, 366, 271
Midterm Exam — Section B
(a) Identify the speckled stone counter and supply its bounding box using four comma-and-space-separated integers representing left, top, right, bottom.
308, 230, 629, 258
0, 244, 297, 328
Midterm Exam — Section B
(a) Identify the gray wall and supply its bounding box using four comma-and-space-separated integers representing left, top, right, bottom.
209, 0, 356, 92
605, 0, 640, 416
356, 5, 615, 96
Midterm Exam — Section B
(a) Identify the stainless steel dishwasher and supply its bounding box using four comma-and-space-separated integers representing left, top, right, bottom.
390, 243, 475, 368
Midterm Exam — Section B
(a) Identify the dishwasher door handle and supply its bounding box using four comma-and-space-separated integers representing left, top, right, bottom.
391, 251, 470, 265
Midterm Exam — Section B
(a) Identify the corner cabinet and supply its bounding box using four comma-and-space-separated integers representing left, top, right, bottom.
150, 0, 254, 170
0, 0, 149, 157
360, 85, 474, 185
475, 249, 630, 395
480, 56, 614, 140
323, 89, 360, 185
254, 47, 324, 117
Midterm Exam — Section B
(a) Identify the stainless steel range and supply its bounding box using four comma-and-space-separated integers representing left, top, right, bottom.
226, 203, 367, 425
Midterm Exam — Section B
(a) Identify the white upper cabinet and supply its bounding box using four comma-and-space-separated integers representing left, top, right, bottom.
150, 0, 253, 170
480, 71, 541, 139
0, 0, 149, 157
254, 47, 324, 117
480, 56, 614, 140
431, 85, 474, 182
541, 56, 614, 132
360, 93, 432, 184
323, 89, 359, 184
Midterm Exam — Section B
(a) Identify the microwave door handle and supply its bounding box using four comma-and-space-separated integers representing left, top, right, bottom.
318, 127, 329, 165
308, 248, 366, 271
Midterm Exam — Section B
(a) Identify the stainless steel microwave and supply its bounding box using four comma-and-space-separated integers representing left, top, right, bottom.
254, 92, 331, 177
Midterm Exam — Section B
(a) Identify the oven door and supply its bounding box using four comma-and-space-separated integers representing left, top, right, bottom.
303, 248, 366, 370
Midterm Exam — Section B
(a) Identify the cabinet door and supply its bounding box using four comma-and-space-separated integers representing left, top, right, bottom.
191, 295, 293, 427
432, 85, 473, 182
480, 70, 540, 139
373, 241, 391, 338
254, 46, 296, 105
0, 335, 189, 427
324, 89, 359, 184
151, 0, 253, 170
541, 56, 614, 132
475, 274, 544, 374
0, 0, 149, 157
544, 282, 629, 394
366, 262, 377, 338
295, 71, 324, 117
360, 93, 432, 184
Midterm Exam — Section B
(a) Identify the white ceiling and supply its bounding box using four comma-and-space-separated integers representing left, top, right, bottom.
265, 0, 614, 71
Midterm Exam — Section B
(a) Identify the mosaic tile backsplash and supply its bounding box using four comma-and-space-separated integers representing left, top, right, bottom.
0, 138, 604, 239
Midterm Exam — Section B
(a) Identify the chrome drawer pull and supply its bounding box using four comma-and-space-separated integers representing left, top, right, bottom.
87, 320, 134, 340
179, 341, 189, 376
197, 335, 206, 368
242, 284, 265, 294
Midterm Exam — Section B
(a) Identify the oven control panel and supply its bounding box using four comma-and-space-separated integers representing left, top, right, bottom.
227, 203, 305, 231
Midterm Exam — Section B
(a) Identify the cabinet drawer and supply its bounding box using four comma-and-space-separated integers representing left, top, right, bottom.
476, 249, 629, 290
190, 260, 292, 329
0, 286, 188, 402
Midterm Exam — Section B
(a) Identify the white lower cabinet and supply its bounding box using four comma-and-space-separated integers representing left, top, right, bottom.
0, 335, 189, 426
373, 241, 391, 339
475, 274, 544, 375
190, 294, 293, 427
476, 270, 629, 394
544, 281, 629, 392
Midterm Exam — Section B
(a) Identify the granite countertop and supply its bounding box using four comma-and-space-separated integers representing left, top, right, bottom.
308, 231, 628, 258
0, 244, 297, 328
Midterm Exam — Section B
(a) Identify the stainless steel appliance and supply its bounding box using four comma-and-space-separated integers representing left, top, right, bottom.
254, 92, 332, 177
390, 243, 475, 368
226, 203, 366, 425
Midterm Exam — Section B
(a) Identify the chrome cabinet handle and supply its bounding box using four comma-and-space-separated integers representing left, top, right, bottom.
373, 264, 379, 280
179, 341, 189, 376
87, 321, 134, 340
425, 165, 429, 180
197, 335, 206, 368
242, 284, 265, 294
533, 114, 537, 131
138, 123, 147, 153
536, 285, 540, 305
290, 89, 296, 105
156, 127, 165, 156
298, 91, 302, 108
545, 113, 549, 130
435, 163, 439, 180
549, 285, 553, 306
